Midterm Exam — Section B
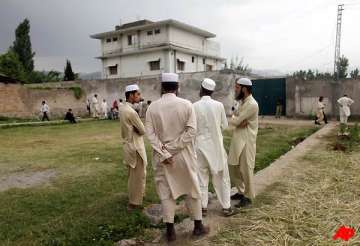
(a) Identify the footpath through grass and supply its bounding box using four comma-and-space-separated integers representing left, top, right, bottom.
212, 124, 360, 245
0, 120, 316, 245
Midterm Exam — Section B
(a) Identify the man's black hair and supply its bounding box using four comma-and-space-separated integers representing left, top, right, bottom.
161, 82, 179, 93
125, 90, 137, 100
200, 86, 213, 97
243, 85, 252, 94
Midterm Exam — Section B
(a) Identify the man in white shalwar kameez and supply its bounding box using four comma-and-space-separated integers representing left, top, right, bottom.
145, 73, 209, 242
193, 78, 236, 217
228, 78, 259, 208
119, 84, 147, 211
338, 94, 354, 126
91, 94, 100, 118
101, 99, 108, 119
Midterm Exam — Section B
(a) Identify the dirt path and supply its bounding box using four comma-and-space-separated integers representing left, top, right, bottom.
0, 169, 56, 192
148, 123, 337, 245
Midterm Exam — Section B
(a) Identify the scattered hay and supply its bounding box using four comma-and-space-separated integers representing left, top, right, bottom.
211, 139, 360, 245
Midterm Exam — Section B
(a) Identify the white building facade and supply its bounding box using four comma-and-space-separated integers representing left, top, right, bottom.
91, 19, 225, 78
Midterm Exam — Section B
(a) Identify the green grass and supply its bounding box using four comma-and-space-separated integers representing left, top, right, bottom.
0, 121, 316, 245
224, 125, 317, 172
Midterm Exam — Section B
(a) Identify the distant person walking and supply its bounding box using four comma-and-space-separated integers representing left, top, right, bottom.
101, 99, 108, 119
86, 99, 91, 117
40, 101, 50, 121
64, 108, 77, 123
338, 94, 354, 127
91, 94, 100, 118
315, 96, 327, 125
275, 98, 283, 119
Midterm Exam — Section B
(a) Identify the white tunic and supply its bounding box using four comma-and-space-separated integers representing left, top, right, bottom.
338, 96, 354, 117
101, 101, 108, 113
193, 96, 228, 173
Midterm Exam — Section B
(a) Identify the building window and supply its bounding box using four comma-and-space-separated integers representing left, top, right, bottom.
109, 65, 118, 75
149, 60, 160, 71
112, 37, 118, 42
127, 35, 133, 45
147, 30, 153, 36
106, 38, 111, 43
203, 58, 206, 64
192, 56, 195, 63
177, 59, 185, 71
154, 29, 161, 34
206, 64, 213, 71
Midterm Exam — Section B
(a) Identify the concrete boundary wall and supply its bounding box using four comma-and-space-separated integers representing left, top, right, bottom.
286, 78, 360, 118
1, 71, 252, 119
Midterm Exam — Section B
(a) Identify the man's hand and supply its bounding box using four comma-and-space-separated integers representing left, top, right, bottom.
133, 127, 140, 134
163, 157, 174, 165
239, 120, 248, 128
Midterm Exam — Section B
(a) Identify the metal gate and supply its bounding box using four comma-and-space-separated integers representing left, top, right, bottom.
252, 78, 286, 116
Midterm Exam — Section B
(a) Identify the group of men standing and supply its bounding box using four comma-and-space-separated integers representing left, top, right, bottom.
119, 73, 259, 242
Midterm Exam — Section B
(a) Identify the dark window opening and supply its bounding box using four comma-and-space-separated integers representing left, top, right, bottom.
112, 37, 118, 42
177, 59, 185, 71
203, 58, 206, 64
192, 56, 195, 63
155, 29, 161, 34
109, 65, 118, 75
127, 35, 133, 45
149, 60, 160, 71
147, 30, 153, 36
106, 38, 111, 43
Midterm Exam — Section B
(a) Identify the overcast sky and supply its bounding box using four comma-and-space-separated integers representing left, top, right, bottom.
1, 0, 360, 74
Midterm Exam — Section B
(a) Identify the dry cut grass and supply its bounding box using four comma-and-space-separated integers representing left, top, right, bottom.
212, 129, 360, 245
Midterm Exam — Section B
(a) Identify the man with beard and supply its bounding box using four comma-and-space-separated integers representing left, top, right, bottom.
193, 78, 236, 217
145, 73, 209, 242
119, 84, 148, 211
228, 78, 259, 208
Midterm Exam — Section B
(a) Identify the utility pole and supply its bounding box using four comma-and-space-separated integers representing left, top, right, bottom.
334, 4, 344, 80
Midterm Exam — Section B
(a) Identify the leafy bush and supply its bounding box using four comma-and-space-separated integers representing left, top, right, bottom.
69, 87, 83, 100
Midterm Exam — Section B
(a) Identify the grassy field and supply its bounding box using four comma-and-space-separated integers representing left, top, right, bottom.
212, 124, 360, 245
0, 120, 316, 245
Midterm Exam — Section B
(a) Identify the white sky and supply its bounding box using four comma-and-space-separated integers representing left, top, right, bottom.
1, 0, 360, 74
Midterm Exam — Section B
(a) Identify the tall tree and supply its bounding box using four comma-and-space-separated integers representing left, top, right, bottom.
0, 51, 27, 82
336, 55, 349, 79
350, 68, 359, 79
11, 19, 35, 73
63, 59, 76, 81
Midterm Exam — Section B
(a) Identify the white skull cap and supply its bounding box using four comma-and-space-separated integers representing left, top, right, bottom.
201, 78, 216, 91
236, 78, 253, 86
161, 73, 179, 83
125, 84, 140, 92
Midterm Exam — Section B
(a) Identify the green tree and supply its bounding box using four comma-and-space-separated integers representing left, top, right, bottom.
10, 19, 35, 73
335, 55, 349, 79
27, 70, 62, 83
63, 59, 76, 81
0, 51, 27, 81
306, 69, 315, 80
350, 68, 359, 79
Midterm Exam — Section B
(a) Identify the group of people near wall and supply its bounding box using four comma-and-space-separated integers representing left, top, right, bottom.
40, 101, 76, 123
88, 94, 151, 120
314, 95, 354, 129
119, 73, 259, 242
